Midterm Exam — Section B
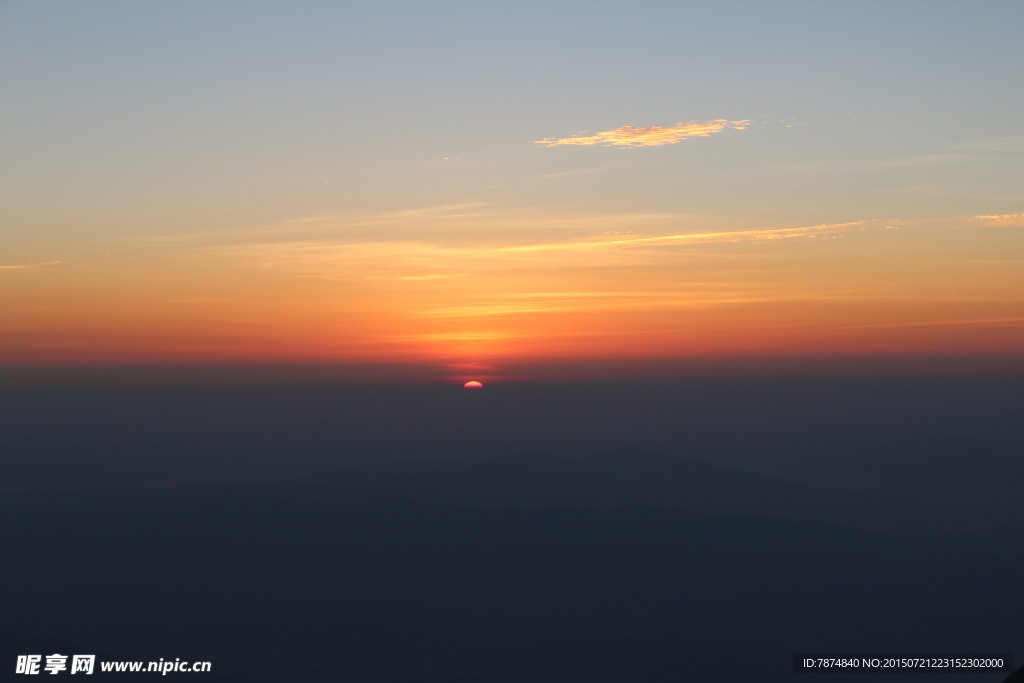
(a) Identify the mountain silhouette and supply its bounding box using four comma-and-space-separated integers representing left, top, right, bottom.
278, 446, 1010, 534
4, 479, 1021, 682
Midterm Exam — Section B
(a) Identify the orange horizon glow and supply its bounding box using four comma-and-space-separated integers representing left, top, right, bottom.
4, 204, 1022, 379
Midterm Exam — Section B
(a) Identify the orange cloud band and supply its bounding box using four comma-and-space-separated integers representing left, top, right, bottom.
0, 260, 62, 270
969, 213, 1024, 227
534, 119, 751, 148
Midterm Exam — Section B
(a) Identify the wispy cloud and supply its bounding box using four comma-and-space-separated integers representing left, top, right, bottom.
535, 165, 620, 180
778, 132, 1024, 174
123, 203, 500, 247
413, 292, 873, 320
499, 221, 867, 252
164, 297, 237, 304
831, 316, 1024, 331
968, 213, 1024, 227
378, 202, 494, 219
534, 119, 751, 148
201, 218, 874, 285
950, 134, 1024, 154
777, 152, 967, 173
127, 203, 679, 249
283, 203, 494, 223
391, 273, 470, 282
0, 260, 61, 270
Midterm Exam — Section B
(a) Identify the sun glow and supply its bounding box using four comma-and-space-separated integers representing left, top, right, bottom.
5, 203, 1022, 374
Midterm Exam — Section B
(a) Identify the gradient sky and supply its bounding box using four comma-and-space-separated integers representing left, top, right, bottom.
3, 0, 1023, 382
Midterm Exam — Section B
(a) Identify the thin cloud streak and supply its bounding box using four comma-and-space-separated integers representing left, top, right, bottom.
0, 260, 62, 270
126, 203, 679, 249
777, 153, 967, 173
535, 165, 621, 180
164, 297, 237, 304
534, 119, 751, 148
830, 317, 1024, 331
968, 213, 1024, 227
950, 134, 1024, 154
777, 133, 1024, 174
202, 219, 874, 283
414, 292, 876, 320
190, 216, 893, 290
499, 222, 867, 252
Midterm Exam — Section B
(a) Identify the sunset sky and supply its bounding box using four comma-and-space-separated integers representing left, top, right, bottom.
3, 0, 1023, 383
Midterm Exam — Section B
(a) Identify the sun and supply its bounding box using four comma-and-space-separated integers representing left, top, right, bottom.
463, 380, 484, 389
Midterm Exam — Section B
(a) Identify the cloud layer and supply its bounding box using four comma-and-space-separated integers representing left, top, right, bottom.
969, 213, 1024, 227
0, 260, 61, 270
534, 119, 751, 148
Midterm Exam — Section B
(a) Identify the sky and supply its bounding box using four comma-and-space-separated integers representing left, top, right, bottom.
3, 0, 1023, 384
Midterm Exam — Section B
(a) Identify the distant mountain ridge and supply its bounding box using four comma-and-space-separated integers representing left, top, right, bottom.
274, 447, 1016, 535
4, 476, 1021, 683
341, 447, 813, 513
4, 446, 1019, 538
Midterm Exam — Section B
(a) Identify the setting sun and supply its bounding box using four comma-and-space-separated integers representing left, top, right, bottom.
3, 3, 1023, 682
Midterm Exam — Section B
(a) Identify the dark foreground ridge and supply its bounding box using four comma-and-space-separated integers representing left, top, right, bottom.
3, 448, 1021, 682
275, 446, 1023, 534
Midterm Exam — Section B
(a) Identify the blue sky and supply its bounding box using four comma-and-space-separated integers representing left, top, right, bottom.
3, 0, 1023, 376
